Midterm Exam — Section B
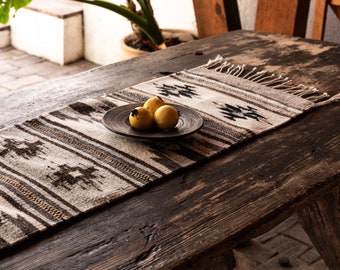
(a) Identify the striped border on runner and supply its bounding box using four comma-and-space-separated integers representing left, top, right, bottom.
0, 57, 338, 250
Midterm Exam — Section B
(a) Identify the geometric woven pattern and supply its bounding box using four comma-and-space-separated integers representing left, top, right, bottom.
0, 57, 329, 250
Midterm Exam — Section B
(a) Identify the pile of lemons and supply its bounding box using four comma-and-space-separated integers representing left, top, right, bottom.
129, 96, 179, 131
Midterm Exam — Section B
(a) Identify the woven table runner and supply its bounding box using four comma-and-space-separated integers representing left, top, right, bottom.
0, 56, 338, 250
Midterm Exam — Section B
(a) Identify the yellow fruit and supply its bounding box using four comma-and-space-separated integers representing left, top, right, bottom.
143, 96, 165, 115
129, 107, 154, 130
154, 105, 179, 130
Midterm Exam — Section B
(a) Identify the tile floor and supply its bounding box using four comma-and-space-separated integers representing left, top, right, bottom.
0, 46, 98, 96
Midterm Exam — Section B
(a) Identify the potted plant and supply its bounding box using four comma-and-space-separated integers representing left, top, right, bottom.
78, 0, 197, 62
1, 0, 195, 55
76, 0, 169, 52
0, 0, 32, 24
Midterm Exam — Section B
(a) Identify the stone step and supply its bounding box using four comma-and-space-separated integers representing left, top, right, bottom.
25, 0, 83, 19
10, 0, 84, 65
0, 24, 10, 49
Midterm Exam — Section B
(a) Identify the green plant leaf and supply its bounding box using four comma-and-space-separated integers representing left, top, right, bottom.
0, 0, 165, 49
0, 0, 32, 24
74, 0, 164, 48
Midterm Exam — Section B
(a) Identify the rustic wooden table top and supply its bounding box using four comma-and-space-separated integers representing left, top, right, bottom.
0, 30, 339, 270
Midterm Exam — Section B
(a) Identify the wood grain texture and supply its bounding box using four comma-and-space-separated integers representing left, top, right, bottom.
0, 30, 339, 269
1, 31, 339, 130
312, 0, 328, 39
331, 1, 340, 20
255, 0, 310, 36
192, 0, 229, 38
0, 103, 338, 270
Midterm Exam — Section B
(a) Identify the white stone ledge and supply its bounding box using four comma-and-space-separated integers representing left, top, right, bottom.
10, 0, 84, 65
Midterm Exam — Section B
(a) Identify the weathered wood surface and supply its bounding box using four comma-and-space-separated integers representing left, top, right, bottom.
0, 31, 339, 269
1, 31, 339, 129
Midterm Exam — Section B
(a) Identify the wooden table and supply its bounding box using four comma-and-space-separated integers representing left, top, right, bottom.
0, 30, 339, 269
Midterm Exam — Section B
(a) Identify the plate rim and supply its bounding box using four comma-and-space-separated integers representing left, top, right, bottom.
102, 103, 204, 139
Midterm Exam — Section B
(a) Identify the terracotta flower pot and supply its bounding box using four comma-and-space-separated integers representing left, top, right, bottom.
119, 29, 197, 60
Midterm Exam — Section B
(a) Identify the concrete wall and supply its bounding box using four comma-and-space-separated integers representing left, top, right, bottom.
83, 0, 197, 65
152, 0, 197, 32
324, 5, 340, 42
0, 25, 11, 48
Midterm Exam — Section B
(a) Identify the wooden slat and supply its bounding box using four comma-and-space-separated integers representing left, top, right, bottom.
193, 0, 337, 40
255, 0, 298, 35
330, 1, 340, 20
192, 0, 229, 38
331, 5, 340, 19
312, 0, 340, 40
192, 0, 241, 38
193, 0, 312, 38
255, 0, 310, 37
312, 0, 328, 40
331, 0, 340, 5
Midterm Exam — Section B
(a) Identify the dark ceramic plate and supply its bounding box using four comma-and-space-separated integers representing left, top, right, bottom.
102, 103, 204, 139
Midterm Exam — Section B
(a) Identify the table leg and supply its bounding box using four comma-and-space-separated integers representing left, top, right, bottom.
298, 185, 340, 270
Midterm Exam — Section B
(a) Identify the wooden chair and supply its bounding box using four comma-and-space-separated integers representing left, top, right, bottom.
192, 0, 339, 40
312, 0, 340, 39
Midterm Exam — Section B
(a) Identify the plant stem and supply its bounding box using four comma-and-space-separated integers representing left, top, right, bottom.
74, 0, 165, 48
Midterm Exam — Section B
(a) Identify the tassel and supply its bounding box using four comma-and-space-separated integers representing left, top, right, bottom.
204, 56, 339, 107
312, 93, 340, 107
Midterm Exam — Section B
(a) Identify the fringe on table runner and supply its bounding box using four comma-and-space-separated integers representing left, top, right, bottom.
204, 55, 340, 107
0, 54, 338, 251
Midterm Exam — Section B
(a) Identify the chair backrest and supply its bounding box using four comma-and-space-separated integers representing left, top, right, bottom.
192, 0, 337, 40
192, 0, 241, 38
312, 0, 340, 39
255, 0, 310, 37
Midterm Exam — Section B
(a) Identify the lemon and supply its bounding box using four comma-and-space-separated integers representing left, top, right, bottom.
143, 96, 165, 115
129, 107, 154, 130
154, 105, 179, 130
